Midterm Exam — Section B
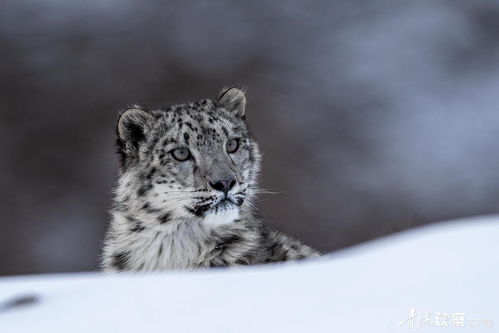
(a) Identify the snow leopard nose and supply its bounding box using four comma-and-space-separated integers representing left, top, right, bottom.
208, 179, 236, 196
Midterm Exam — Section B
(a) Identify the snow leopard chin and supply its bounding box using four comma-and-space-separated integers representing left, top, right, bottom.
203, 204, 240, 227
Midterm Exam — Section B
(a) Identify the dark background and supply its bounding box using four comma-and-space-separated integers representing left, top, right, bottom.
2, 1, 499, 276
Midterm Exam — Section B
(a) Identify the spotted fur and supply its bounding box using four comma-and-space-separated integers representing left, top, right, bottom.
101, 87, 320, 272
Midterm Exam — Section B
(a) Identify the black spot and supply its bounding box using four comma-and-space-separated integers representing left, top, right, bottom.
137, 184, 152, 197
215, 234, 241, 251
185, 205, 210, 217
111, 252, 130, 271
266, 242, 287, 262
183, 132, 190, 144
158, 212, 171, 224
146, 167, 156, 180
130, 223, 145, 232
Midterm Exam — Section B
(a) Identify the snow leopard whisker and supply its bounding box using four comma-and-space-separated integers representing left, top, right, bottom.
243, 199, 258, 210
163, 190, 207, 194
252, 188, 282, 195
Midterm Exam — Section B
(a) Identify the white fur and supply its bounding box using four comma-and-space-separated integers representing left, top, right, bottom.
203, 205, 240, 227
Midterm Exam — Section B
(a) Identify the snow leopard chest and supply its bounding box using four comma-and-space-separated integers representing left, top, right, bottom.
113, 220, 262, 271
120, 225, 213, 271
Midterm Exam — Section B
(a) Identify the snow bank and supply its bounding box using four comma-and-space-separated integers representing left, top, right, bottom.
1, 216, 498, 332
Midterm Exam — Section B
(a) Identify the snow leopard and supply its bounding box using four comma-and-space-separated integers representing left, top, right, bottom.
101, 87, 320, 272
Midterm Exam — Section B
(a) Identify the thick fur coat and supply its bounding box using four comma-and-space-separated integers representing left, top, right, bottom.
101, 88, 320, 271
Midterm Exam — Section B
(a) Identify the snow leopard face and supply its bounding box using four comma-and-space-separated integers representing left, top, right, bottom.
114, 88, 261, 227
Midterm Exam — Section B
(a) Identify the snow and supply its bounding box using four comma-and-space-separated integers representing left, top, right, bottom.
1, 215, 498, 332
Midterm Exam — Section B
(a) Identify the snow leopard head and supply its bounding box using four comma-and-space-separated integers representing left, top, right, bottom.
115, 88, 261, 226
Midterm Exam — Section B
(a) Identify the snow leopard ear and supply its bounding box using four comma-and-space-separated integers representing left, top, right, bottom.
116, 106, 154, 169
217, 87, 246, 119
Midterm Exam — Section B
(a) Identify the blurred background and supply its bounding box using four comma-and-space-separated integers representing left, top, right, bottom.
1, 0, 499, 276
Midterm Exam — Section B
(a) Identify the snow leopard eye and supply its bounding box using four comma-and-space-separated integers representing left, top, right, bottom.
226, 139, 239, 154
170, 147, 191, 161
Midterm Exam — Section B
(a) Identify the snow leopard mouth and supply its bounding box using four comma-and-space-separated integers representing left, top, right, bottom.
187, 197, 243, 217
214, 199, 236, 209
209, 198, 240, 213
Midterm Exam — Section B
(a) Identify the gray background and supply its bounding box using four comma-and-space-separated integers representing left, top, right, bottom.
1, 0, 499, 276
